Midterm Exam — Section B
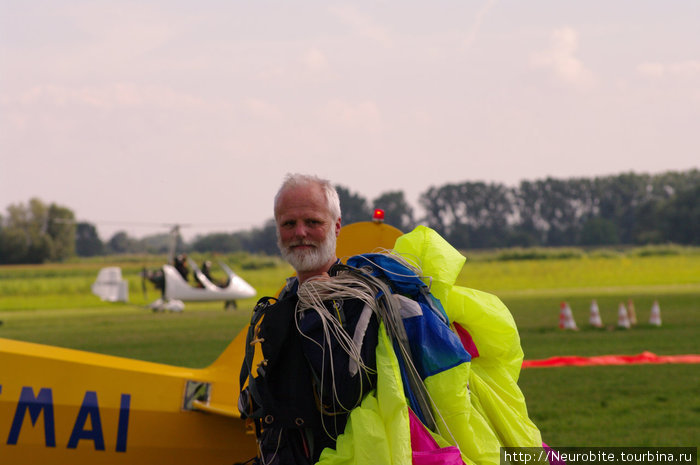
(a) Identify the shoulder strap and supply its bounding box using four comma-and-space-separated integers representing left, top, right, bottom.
238, 296, 276, 420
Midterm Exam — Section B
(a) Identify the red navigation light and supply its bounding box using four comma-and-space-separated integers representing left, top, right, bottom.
372, 208, 385, 223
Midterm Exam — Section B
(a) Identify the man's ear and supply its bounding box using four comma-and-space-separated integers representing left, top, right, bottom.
335, 218, 342, 237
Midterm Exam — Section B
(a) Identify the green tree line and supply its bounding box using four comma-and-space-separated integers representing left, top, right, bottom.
1, 170, 697, 264
0, 199, 77, 264
420, 170, 698, 249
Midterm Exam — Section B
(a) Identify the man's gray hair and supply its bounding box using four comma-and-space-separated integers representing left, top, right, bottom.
274, 173, 341, 220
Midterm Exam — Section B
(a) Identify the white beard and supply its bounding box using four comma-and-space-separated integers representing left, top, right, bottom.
278, 226, 337, 273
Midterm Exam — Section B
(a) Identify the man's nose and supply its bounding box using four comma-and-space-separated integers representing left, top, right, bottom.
293, 223, 308, 238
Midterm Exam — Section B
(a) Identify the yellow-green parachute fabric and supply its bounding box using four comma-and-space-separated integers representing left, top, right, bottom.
318, 226, 542, 465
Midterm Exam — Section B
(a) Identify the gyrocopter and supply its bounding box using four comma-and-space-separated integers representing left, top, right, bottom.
139, 225, 256, 311
91, 224, 257, 311
140, 255, 257, 311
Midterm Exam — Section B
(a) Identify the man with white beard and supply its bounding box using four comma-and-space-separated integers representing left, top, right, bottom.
274, 173, 342, 289
239, 174, 378, 465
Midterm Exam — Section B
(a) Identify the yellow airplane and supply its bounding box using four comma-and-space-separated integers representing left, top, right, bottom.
0, 219, 403, 465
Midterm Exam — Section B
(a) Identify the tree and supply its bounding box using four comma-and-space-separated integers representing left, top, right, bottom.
418, 185, 452, 239
632, 170, 700, 244
372, 191, 415, 232
0, 227, 30, 264
336, 185, 371, 225
661, 185, 700, 245
4, 199, 51, 263
579, 218, 620, 246
107, 231, 139, 254
593, 173, 648, 244
191, 233, 242, 253
75, 222, 104, 256
0, 198, 76, 263
234, 219, 280, 255
537, 178, 586, 246
141, 233, 180, 255
418, 181, 514, 249
46, 204, 76, 260
511, 180, 547, 246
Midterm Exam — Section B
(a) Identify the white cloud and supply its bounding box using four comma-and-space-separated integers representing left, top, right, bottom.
256, 48, 333, 84
244, 98, 283, 120
636, 62, 665, 78
302, 48, 329, 73
320, 99, 382, 133
257, 65, 286, 81
299, 48, 334, 82
5, 83, 205, 110
637, 60, 700, 79
463, 0, 498, 49
531, 27, 596, 89
303, 48, 334, 78
329, 5, 393, 47
67, 3, 181, 57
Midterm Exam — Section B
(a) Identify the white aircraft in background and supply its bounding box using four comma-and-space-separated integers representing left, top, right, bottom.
93, 225, 256, 311
143, 257, 256, 311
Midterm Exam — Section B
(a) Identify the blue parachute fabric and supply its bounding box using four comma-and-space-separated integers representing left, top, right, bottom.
346, 253, 471, 382
427, 293, 449, 323
391, 338, 425, 425
346, 253, 426, 294
346, 253, 448, 322
403, 302, 471, 379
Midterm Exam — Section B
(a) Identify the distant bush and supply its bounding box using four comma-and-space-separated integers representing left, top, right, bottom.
627, 244, 699, 257
460, 244, 700, 262
493, 247, 585, 261
587, 249, 624, 259
60, 251, 285, 271
198, 252, 283, 270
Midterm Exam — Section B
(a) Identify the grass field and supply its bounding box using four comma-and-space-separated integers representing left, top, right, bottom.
1, 251, 698, 449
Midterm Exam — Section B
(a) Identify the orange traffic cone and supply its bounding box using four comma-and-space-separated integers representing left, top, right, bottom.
617, 302, 630, 329
559, 301, 578, 330
558, 302, 566, 329
649, 300, 662, 326
589, 299, 603, 328
626, 299, 637, 326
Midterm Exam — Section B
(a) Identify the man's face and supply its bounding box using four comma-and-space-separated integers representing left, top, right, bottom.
275, 183, 341, 274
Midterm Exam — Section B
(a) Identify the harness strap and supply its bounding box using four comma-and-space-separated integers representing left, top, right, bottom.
239, 297, 276, 420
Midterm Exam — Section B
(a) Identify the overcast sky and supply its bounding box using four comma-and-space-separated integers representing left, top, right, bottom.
1, 1, 698, 240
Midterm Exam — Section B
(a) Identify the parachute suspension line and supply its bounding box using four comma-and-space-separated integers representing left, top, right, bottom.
350, 249, 422, 278
296, 275, 379, 439
357, 269, 439, 433
258, 427, 284, 465
297, 274, 379, 383
349, 253, 462, 446
347, 249, 434, 292
298, 259, 441, 434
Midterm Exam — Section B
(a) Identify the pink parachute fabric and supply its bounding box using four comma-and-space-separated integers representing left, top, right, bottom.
409, 409, 464, 465
522, 351, 700, 368
543, 443, 567, 465
453, 322, 480, 359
